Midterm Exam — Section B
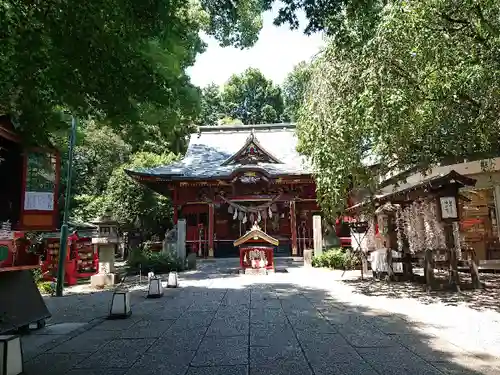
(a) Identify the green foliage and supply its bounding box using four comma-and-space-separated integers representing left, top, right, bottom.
37, 281, 55, 295
105, 152, 178, 236
126, 247, 184, 274
312, 248, 359, 269
282, 61, 312, 122
31, 268, 43, 283
0, 0, 265, 144
298, 0, 500, 215
222, 68, 286, 124
197, 84, 225, 125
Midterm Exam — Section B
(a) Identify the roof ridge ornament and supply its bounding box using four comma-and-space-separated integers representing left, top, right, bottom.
221, 130, 282, 166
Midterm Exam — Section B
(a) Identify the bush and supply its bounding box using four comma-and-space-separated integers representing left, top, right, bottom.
126, 246, 184, 275
38, 281, 55, 295
312, 248, 360, 270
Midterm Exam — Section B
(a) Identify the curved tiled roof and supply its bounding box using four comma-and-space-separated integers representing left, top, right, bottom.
127, 123, 312, 180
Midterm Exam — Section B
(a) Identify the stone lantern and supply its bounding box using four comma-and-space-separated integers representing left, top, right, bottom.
90, 210, 120, 288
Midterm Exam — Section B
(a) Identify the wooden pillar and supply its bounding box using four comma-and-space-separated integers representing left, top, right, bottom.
444, 222, 460, 291
208, 203, 214, 258
172, 188, 178, 225
424, 248, 435, 291
290, 201, 298, 256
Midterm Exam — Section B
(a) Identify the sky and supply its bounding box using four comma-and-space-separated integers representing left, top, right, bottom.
187, 4, 325, 88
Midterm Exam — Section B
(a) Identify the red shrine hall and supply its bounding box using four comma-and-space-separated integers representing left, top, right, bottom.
128, 123, 331, 257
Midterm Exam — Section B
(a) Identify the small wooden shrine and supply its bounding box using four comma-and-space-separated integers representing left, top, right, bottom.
234, 222, 278, 273
347, 170, 483, 290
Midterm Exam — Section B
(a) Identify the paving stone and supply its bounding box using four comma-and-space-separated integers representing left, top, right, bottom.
250, 298, 282, 309
192, 335, 248, 366
119, 319, 175, 338
299, 333, 363, 364
250, 345, 304, 364
216, 305, 249, 319
93, 319, 140, 331
288, 316, 337, 333
186, 365, 249, 375
338, 324, 397, 347
23, 353, 90, 375
66, 369, 128, 375
393, 334, 471, 362
172, 311, 216, 329
207, 318, 249, 337
250, 359, 313, 375
48, 329, 119, 353
74, 338, 156, 368
250, 307, 287, 324
149, 326, 206, 351
250, 323, 298, 347
310, 361, 377, 375
126, 351, 193, 375
432, 360, 500, 375
358, 346, 444, 375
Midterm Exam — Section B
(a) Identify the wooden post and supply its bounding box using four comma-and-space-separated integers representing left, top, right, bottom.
208, 203, 214, 258
444, 223, 460, 291
172, 188, 178, 225
290, 201, 298, 256
469, 249, 482, 289
386, 248, 394, 281
424, 248, 435, 291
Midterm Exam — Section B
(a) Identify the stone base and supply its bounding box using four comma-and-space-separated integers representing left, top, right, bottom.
91, 273, 117, 288
244, 268, 268, 275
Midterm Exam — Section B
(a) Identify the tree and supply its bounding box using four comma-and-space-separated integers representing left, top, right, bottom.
297, 0, 500, 215
197, 84, 225, 125
282, 61, 312, 121
105, 152, 178, 236
222, 68, 286, 124
0, 0, 265, 144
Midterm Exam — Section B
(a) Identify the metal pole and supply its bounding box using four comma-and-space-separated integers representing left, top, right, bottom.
56, 116, 77, 297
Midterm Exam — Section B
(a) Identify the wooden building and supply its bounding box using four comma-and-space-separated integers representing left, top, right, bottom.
127, 123, 321, 258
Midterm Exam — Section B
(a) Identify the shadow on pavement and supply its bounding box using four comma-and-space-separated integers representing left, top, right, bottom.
342, 272, 500, 313
22, 274, 500, 375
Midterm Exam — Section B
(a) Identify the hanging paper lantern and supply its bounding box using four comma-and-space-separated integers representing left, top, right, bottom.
242, 214, 247, 224
228, 205, 233, 214
268, 206, 272, 218
238, 211, 244, 220
249, 213, 255, 223
233, 208, 238, 220
257, 211, 261, 222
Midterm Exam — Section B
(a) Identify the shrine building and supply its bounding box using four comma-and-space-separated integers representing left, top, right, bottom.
127, 123, 322, 258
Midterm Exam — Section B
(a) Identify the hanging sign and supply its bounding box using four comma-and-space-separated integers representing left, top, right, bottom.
24, 192, 54, 211
439, 196, 458, 219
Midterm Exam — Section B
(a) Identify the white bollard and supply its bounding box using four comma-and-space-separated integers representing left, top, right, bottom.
167, 272, 178, 288
108, 290, 132, 319
147, 277, 164, 298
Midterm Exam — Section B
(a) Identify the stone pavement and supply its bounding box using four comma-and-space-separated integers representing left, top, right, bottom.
21, 259, 500, 375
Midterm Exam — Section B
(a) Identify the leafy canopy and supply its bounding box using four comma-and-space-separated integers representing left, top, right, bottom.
0, 0, 265, 143
297, 0, 500, 215
222, 68, 287, 124
282, 61, 312, 122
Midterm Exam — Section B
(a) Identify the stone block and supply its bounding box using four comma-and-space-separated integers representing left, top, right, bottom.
90, 273, 117, 288
303, 249, 313, 267
245, 268, 267, 275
